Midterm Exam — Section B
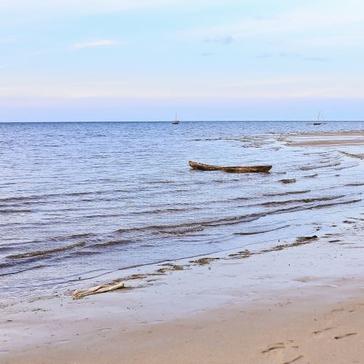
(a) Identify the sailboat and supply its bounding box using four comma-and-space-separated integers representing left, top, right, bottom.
172, 113, 180, 125
313, 112, 323, 125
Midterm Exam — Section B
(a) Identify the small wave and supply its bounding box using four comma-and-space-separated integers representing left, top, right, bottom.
263, 190, 310, 197
0, 188, 135, 206
48, 233, 94, 242
115, 197, 359, 238
259, 195, 344, 208
84, 213, 124, 219
92, 239, 133, 249
12, 233, 95, 248
115, 215, 261, 236
148, 180, 176, 185
131, 206, 201, 216
306, 198, 361, 210
212, 178, 242, 183
0, 209, 32, 214
0, 264, 45, 277
300, 161, 341, 171
1, 194, 361, 273
334, 163, 359, 171
7, 241, 86, 260
66, 250, 98, 257
340, 151, 364, 160
234, 224, 290, 236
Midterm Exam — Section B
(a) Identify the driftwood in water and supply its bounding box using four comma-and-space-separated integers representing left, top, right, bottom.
189, 161, 272, 174
73, 281, 126, 299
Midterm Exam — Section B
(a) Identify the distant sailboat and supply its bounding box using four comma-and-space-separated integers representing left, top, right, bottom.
313, 112, 324, 125
172, 113, 180, 125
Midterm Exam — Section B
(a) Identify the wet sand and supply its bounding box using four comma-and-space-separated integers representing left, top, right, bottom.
284, 130, 364, 146
2, 222, 364, 364
2, 130, 364, 363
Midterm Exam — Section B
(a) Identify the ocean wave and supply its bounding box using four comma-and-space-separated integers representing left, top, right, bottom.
7, 241, 86, 260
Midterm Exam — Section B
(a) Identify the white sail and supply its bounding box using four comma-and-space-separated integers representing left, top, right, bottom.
172, 113, 180, 124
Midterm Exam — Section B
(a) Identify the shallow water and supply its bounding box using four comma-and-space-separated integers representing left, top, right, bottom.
1, 121, 364, 302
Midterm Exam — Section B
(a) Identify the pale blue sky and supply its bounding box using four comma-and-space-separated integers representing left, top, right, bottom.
1, 0, 364, 121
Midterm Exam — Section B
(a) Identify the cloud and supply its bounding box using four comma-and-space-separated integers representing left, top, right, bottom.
201, 52, 214, 57
71, 39, 120, 50
182, 0, 364, 46
204, 35, 235, 45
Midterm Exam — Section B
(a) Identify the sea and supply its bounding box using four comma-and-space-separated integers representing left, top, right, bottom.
1, 121, 364, 304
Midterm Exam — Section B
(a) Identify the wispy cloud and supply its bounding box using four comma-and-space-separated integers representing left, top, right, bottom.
71, 39, 120, 50
201, 52, 215, 57
182, 0, 364, 46
204, 35, 235, 45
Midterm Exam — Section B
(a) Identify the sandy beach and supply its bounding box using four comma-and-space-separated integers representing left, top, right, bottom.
2, 216, 364, 363
1, 129, 364, 363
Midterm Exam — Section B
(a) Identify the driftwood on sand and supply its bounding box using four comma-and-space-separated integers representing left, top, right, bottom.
72, 281, 126, 299
189, 161, 272, 174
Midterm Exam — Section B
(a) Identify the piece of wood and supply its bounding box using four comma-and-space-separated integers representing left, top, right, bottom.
72, 281, 125, 299
189, 161, 272, 173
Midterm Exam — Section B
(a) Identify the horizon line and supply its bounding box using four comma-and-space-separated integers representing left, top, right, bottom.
1, 120, 364, 123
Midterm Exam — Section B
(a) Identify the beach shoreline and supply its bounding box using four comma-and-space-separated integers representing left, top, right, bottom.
2, 220, 364, 363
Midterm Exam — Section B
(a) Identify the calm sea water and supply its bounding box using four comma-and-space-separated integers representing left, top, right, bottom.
1, 121, 364, 302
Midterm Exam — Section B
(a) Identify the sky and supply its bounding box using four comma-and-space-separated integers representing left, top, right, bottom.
1, 0, 364, 121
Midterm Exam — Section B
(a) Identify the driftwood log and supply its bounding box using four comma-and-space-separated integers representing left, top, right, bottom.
189, 161, 272, 174
72, 281, 126, 299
